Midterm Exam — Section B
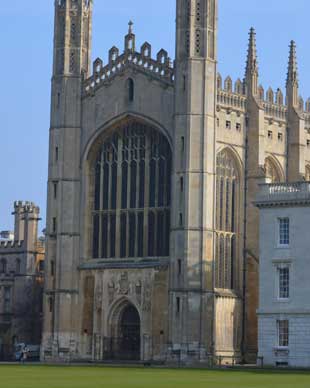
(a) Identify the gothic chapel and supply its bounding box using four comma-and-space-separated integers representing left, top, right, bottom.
42, 0, 310, 363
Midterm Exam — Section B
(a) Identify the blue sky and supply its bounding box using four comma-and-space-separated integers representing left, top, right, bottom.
1, 0, 310, 232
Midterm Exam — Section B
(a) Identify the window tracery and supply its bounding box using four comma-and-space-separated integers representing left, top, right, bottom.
215, 149, 239, 290
92, 121, 172, 259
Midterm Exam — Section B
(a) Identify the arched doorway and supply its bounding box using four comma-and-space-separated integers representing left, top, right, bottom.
119, 305, 141, 360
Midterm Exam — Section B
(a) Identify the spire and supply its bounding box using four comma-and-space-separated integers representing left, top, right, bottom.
286, 40, 299, 108
245, 27, 259, 96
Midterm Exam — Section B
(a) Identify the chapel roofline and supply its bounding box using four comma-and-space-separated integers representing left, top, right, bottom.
83, 22, 174, 97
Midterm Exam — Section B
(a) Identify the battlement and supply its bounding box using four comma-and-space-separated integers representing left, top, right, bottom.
217, 73, 247, 112
83, 23, 174, 96
13, 201, 40, 215
0, 240, 24, 249
56, 0, 91, 9
216, 73, 310, 123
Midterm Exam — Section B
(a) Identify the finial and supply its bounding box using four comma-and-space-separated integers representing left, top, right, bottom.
245, 27, 258, 76
286, 40, 298, 87
244, 27, 259, 96
128, 20, 134, 34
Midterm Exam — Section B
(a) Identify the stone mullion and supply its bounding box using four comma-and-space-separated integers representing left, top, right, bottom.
222, 177, 227, 232
126, 138, 132, 258
155, 155, 160, 208
234, 178, 239, 288
126, 211, 130, 258
107, 162, 112, 258
115, 137, 122, 258
220, 235, 224, 289
226, 179, 232, 232
221, 177, 227, 288
215, 233, 219, 288
225, 236, 231, 289
98, 150, 104, 258
219, 177, 224, 230
215, 176, 220, 230
134, 212, 139, 257
154, 210, 158, 256
163, 157, 168, 206
134, 135, 140, 258
143, 135, 150, 257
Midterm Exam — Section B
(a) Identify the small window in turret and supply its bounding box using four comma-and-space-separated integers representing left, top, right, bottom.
307, 139, 310, 148
236, 123, 241, 131
57, 93, 60, 109
278, 133, 283, 142
53, 182, 58, 199
52, 217, 57, 234
51, 261, 55, 277
55, 147, 59, 162
181, 136, 185, 152
268, 130, 273, 140
127, 78, 134, 102
176, 297, 180, 314
177, 259, 182, 276
226, 121, 231, 129
0, 259, 7, 274
180, 176, 184, 193
49, 297, 54, 313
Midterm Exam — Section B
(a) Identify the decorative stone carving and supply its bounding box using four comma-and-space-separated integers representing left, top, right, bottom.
143, 283, 152, 312
108, 281, 115, 304
135, 280, 142, 305
117, 272, 130, 295
95, 284, 103, 312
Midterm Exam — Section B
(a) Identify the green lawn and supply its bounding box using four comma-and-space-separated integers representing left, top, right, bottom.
1, 366, 310, 388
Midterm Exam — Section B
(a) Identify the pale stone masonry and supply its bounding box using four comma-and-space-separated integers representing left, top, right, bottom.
256, 182, 310, 367
42, 0, 310, 363
0, 202, 44, 360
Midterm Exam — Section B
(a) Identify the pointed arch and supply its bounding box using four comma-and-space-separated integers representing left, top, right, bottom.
106, 296, 141, 360
107, 297, 141, 336
264, 156, 284, 183
83, 115, 172, 261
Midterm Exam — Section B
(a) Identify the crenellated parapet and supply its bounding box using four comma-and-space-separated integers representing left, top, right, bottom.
217, 73, 247, 112
261, 87, 287, 122
83, 22, 174, 96
216, 71, 310, 125
14, 200, 38, 214
0, 240, 25, 250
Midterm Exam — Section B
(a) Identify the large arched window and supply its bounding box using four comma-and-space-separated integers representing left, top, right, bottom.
215, 149, 239, 290
92, 120, 172, 259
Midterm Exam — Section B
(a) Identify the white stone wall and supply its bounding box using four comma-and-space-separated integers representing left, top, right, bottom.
258, 199, 310, 367
258, 314, 310, 367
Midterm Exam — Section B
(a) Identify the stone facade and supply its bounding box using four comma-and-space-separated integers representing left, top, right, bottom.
0, 202, 44, 360
256, 183, 310, 367
42, 0, 310, 363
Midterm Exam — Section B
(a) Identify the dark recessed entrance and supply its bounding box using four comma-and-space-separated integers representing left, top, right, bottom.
119, 305, 141, 360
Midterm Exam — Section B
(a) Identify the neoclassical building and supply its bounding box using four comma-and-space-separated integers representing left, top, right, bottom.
42, 0, 310, 363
